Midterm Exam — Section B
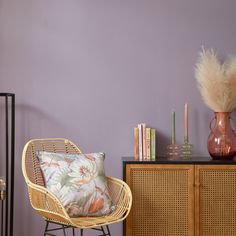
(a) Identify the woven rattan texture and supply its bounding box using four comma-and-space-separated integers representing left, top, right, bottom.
25, 139, 80, 186
199, 168, 236, 236
129, 167, 192, 236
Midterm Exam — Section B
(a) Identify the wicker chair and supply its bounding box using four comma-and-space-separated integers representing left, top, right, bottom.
22, 138, 132, 236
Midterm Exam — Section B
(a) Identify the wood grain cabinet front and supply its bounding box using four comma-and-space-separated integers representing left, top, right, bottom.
123, 158, 236, 236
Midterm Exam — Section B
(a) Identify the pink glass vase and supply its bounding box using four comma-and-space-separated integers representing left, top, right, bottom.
208, 112, 236, 160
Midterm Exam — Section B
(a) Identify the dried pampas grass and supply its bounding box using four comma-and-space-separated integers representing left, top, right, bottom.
195, 48, 236, 112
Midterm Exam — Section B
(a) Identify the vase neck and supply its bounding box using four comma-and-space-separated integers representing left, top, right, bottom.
214, 112, 231, 128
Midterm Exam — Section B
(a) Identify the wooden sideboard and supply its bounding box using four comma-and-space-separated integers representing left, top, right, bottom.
123, 157, 236, 236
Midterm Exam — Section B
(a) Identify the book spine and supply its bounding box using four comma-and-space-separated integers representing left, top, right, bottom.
141, 123, 146, 160
138, 124, 143, 160
151, 129, 156, 160
134, 127, 139, 160
146, 128, 151, 160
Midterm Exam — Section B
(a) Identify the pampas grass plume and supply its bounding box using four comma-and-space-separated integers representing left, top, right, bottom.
195, 48, 236, 112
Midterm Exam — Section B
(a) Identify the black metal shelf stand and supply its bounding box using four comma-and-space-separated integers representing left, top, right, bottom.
0, 93, 15, 236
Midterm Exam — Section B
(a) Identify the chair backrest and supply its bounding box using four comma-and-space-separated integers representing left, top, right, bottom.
22, 138, 82, 186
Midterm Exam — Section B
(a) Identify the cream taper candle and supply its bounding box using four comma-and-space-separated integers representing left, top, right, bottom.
172, 111, 176, 144
184, 103, 188, 143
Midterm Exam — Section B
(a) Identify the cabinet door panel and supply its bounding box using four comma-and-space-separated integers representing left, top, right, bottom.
125, 164, 194, 236
195, 165, 236, 236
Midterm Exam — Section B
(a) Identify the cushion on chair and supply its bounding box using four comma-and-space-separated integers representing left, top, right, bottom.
36, 151, 114, 217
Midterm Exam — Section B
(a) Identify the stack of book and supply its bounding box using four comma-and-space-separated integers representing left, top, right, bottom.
134, 123, 156, 161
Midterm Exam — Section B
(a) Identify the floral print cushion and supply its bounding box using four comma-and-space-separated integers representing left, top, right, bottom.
37, 151, 114, 217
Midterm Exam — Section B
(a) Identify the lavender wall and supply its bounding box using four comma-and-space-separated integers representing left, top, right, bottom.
1, 0, 236, 235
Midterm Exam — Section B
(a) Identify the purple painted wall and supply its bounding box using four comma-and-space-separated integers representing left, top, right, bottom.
1, 0, 236, 235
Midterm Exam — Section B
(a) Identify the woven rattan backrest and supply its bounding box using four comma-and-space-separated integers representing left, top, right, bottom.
24, 139, 81, 186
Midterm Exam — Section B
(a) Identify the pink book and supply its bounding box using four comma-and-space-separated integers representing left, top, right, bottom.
134, 127, 139, 161
138, 124, 143, 160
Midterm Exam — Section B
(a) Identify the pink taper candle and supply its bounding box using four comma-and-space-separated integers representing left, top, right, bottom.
184, 103, 188, 143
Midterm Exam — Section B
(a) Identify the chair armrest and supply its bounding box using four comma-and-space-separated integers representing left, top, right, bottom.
27, 182, 71, 225
107, 176, 132, 220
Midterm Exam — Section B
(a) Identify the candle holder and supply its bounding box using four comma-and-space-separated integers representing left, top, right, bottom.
167, 111, 181, 159
181, 103, 193, 159
181, 140, 194, 159
166, 144, 181, 160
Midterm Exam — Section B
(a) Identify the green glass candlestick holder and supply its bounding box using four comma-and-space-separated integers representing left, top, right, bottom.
181, 138, 193, 159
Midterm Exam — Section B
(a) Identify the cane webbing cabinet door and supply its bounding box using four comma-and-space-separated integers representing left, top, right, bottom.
195, 165, 236, 236
125, 164, 195, 236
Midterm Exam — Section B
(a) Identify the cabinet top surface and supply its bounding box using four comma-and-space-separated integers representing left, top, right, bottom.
122, 156, 236, 165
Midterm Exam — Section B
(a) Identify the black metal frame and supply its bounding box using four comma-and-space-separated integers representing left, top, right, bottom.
0, 93, 15, 236
44, 220, 111, 236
